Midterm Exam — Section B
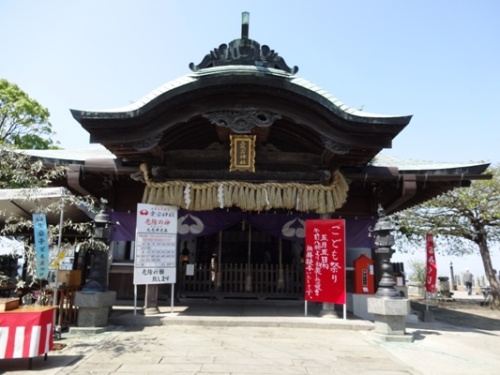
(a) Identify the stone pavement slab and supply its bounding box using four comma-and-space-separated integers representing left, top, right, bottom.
2, 298, 499, 374
2, 321, 499, 374
1, 326, 414, 375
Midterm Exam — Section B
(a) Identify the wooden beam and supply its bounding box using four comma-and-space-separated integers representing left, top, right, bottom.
162, 169, 322, 182
163, 149, 321, 166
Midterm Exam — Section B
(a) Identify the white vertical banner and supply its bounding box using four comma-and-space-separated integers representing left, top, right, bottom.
133, 204, 178, 285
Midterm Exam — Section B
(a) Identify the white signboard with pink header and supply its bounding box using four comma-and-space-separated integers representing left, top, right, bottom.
134, 203, 178, 285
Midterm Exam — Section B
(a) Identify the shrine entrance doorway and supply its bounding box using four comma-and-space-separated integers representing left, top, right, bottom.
178, 222, 304, 300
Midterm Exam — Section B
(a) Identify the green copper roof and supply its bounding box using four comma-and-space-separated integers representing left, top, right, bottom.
75, 65, 408, 123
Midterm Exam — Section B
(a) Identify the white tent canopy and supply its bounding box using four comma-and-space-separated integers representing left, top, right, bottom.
0, 187, 95, 224
0, 236, 24, 257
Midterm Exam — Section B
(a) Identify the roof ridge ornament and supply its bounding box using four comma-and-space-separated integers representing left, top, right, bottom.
189, 12, 299, 75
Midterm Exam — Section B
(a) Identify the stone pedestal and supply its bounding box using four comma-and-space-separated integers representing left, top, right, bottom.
423, 310, 435, 322
319, 302, 340, 319
347, 293, 374, 321
367, 297, 413, 342
75, 291, 116, 327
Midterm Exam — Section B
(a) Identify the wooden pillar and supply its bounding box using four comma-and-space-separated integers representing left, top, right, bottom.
245, 224, 252, 292
216, 231, 222, 289
277, 238, 284, 290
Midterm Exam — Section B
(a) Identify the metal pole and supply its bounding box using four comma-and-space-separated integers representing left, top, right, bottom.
134, 284, 137, 316
53, 189, 65, 313
170, 284, 174, 314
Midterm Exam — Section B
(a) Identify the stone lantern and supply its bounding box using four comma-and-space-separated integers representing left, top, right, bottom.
367, 205, 413, 342
370, 205, 401, 299
81, 199, 111, 292
74, 198, 116, 330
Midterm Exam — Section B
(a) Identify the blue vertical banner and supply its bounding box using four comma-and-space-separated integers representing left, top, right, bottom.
33, 214, 50, 280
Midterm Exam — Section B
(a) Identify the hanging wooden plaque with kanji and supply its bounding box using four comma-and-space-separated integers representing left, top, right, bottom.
229, 134, 256, 172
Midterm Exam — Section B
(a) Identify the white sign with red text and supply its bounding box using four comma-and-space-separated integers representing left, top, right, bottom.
134, 203, 178, 285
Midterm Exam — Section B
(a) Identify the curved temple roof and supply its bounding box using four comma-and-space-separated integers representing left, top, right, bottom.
73, 65, 408, 122
66, 13, 490, 215
71, 12, 412, 171
71, 66, 412, 170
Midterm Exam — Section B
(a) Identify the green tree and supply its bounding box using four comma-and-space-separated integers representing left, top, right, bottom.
408, 260, 426, 287
393, 165, 500, 308
0, 78, 59, 149
0, 147, 65, 189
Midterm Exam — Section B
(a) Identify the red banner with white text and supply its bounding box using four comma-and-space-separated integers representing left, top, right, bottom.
304, 219, 346, 304
425, 233, 437, 293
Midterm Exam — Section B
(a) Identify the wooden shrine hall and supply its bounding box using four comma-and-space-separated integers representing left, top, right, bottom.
65, 13, 490, 304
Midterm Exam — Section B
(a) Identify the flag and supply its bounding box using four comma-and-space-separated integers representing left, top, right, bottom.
33, 214, 49, 280
304, 219, 346, 304
425, 233, 437, 293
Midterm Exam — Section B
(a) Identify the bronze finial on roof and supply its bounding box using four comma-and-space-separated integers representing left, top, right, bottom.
189, 12, 299, 74
241, 11, 249, 39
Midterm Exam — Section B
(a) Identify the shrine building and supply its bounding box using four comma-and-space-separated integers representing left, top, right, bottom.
57, 13, 489, 311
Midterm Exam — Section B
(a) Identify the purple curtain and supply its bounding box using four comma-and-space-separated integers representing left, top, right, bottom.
345, 218, 375, 248
247, 212, 317, 242
109, 211, 137, 242
177, 210, 244, 239
109, 209, 375, 247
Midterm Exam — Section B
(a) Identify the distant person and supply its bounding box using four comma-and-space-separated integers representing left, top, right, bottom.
463, 269, 473, 295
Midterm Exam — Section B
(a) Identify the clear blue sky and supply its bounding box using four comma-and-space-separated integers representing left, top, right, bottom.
2, 1, 499, 276
2, 1, 499, 165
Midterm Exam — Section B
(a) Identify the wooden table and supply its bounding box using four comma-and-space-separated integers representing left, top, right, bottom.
0, 306, 57, 368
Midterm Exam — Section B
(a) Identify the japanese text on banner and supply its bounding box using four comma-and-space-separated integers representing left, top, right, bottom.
425, 233, 437, 293
304, 219, 346, 304
32, 214, 49, 280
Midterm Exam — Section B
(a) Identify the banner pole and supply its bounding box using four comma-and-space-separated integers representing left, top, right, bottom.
134, 284, 137, 316
52, 189, 65, 330
171, 284, 174, 314
53, 190, 65, 307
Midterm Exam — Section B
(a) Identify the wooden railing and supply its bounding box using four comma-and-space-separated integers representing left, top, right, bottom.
180, 263, 303, 299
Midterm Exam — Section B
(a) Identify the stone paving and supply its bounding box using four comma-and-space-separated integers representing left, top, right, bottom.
1, 298, 499, 374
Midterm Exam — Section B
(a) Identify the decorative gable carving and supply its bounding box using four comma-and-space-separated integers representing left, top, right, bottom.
203, 109, 281, 134
131, 133, 163, 151
322, 137, 351, 155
